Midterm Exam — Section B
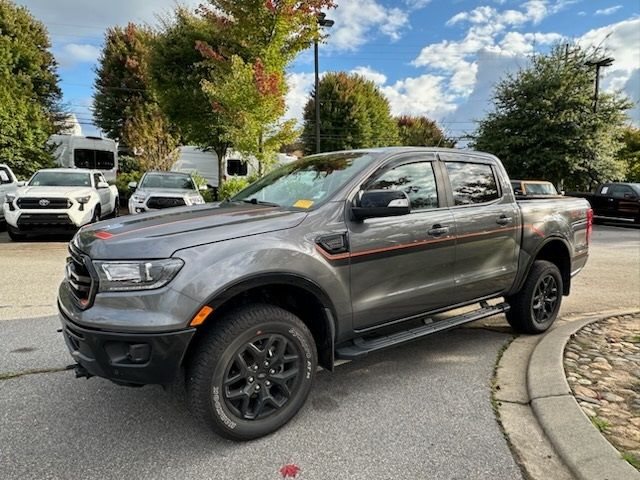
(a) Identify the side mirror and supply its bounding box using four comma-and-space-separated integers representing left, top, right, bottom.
199, 184, 208, 191
97, 181, 110, 189
352, 189, 411, 220
16, 181, 26, 187
128, 181, 137, 190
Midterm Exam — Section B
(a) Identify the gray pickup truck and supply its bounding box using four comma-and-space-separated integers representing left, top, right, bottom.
58, 147, 592, 440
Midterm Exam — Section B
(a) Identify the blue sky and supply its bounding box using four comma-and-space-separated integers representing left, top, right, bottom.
16, 0, 640, 140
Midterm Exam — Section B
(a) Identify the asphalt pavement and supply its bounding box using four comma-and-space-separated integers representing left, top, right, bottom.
0, 223, 638, 479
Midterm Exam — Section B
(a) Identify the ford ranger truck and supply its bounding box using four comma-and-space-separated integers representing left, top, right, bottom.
58, 148, 592, 441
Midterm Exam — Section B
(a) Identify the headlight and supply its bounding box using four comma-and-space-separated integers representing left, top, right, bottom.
75, 195, 91, 204
93, 259, 184, 292
132, 194, 146, 203
5, 193, 16, 204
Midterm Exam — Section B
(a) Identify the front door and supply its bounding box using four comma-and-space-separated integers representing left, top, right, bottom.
440, 154, 519, 301
348, 155, 456, 331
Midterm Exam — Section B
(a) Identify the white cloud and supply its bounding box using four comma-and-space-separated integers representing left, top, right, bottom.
57, 43, 101, 67
595, 5, 623, 16
381, 75, 457, 118
404, 0, 432, 9
327, 0, 410, 51
351, 66, 387, 85
284, 72, 317, 123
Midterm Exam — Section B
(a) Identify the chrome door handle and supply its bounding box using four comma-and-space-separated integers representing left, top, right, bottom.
428, 225, 450, 236
496, 215, 512, 225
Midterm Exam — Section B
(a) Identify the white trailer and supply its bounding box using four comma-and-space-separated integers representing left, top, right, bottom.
48, 135, 119, 183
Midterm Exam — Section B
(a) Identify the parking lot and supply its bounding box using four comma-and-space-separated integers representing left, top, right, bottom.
0, 224, 638, 479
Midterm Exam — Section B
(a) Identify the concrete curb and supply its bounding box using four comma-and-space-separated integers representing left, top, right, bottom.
494, 308, 640, 480
527, 312, 640, 480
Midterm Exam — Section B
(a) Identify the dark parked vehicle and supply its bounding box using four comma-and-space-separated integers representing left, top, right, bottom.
568, 183, 640, 224
58, 148, 592, 440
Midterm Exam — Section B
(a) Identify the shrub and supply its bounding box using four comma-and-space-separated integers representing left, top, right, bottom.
219, 176, 249, 200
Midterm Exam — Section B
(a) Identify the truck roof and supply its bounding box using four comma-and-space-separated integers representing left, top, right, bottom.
306, 146, 497, 160
35, 168, 101, 174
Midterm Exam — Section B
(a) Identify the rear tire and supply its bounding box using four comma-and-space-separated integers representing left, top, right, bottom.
91, 205, 101, 224
187, 304, 317, 441
506, 260, 563, 334
7, 226, 26, 241
110, 199, 119, 218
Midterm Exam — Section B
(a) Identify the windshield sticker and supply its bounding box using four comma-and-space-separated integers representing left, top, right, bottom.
293, 199, 314, 209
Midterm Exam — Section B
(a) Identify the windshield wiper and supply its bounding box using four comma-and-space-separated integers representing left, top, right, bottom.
241, 198, 280, 207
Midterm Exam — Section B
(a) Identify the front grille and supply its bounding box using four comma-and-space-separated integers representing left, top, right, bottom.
17, 197, 71, 209
66, 243, 95, 308
147, 197, 186, 209
17, 213, 73, 228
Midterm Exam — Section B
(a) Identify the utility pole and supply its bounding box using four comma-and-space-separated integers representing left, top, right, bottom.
314, 12, 334, 154
586, 57, 614, 113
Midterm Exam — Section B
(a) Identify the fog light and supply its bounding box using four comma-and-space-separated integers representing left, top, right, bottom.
127, 344, 151, 364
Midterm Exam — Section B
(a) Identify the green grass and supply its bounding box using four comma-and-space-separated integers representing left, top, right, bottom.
631, 335, 640, 343
622, 452, 640, 471
590, 416, 611, 433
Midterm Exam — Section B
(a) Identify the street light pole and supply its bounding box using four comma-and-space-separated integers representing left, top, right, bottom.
314, 12, 334, 154
586, 57, 614, 113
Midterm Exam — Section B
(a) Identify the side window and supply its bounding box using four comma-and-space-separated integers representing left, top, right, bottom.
366, 162, 439, 210
95, 151, 115, 170
227, 159, 248, 176
445, 162, 499, 205
0, 167, 11, 184
74, 149, 95, 169
611, 185, 637, 199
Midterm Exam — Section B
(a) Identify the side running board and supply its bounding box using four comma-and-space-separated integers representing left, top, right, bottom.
336, 302, 510, 360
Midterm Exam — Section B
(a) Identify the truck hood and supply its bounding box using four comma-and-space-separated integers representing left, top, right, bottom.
18, 186, 94, 198
75, 202, 307, 259
136, 188, 198, 197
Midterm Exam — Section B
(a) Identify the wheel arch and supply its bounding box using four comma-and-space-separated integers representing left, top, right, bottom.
184, 273, 338, 371
516, 236, 572, 296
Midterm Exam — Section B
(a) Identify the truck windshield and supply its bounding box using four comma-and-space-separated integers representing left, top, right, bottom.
140, 173, 195, 190
231, 152, 376, 209
29, 171, 91, 187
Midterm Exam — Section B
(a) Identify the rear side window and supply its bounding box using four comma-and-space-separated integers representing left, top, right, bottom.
366, 161, 439, 210
95, 151, 115, 170
445, 162, 499, 205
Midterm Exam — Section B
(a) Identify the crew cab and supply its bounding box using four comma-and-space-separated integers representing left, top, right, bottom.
128, 171, 205, 214
510, 180, 559, 197
57, 148, 591, 441
4, 168, 118, 240
568, 182, 640, 224
0, 163, 19, 224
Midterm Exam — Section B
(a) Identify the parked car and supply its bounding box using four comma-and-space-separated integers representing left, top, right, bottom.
510, 180, 559, 196
568, 182, 640, 224
0, 163, 19, 224
48, 134, 119, 183
128, 171, 205, 214
58, 147, 591, 441
3, 168, 118, 240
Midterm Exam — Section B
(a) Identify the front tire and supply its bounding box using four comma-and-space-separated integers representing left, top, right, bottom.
90, 205, 101, 224
187, 304, 317, 441
506, 260, 563, 334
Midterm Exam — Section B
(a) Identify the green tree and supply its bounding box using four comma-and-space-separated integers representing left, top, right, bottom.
617, 126, 640, 182
396, 115, 456, 148
196, 0, 334, 174
93, 23, 178, 170
472, 44, 631, 191
302, 72, 399, 154
0, 0, 61, 177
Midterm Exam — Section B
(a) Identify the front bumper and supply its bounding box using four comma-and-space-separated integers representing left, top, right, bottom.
3, 205, 93, 229
59, 306, 195, 385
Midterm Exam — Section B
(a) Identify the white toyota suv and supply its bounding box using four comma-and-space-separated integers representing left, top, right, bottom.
128, 171, 205, 214
3, 168, 118, 240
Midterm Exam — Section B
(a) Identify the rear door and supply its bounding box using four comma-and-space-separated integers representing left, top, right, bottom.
348, 153, 456, 330
439, 152, 520, 301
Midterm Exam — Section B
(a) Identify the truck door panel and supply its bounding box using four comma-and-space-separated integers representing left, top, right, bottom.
348, 156, 456, 330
